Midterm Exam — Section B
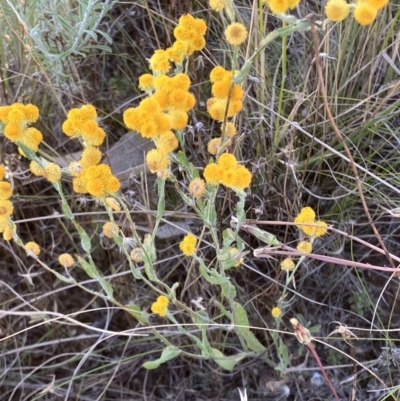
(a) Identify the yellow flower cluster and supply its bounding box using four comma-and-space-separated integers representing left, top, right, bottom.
294, 206, 328, 238
325, 0, 388, 25
71, 163, 121, 198
172, 14, 207, 59
179, 233, 197, 256
207, 66, 244, 121
124, 15, 205, 177
0, 165, 14, 241
124, 75, 195, 139
62, 104, 105, 147
261, 0, 300, 15
148, 14, 207, 73
203, 153, 252, 191
61, 106, 120, 198
0, 103, 42, 156
151, 295, 169, 317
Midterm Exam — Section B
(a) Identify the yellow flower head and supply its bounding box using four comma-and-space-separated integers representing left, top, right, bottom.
207, 98, 229, 120
155, 131, 179, 154
102, 222, 119, 238
0, 165, 5, 180
149, 49, 171, 74
168, 109, 188, 130
210, 66, 230, 83
7, 108, 25, 124
172, 73, 191, 92
294, 206, 316, 224
123, 108, 140, 132
130, 247, 144, 263
271, 306, 282, 318
204, 163, 222, 185
179, 233, 197, 256
146, 149, 170, 173
68, 161, 82, 176
207, 138, 222, 155
222, 122, 237, 137
151, 295, 169, 317
325, 0, 350, 22
297, 241, 312, 254
105, 176, 121, 194
79, 104, 97, 120
212, 79, 232, 99
3, 225, 13, 241
189, 178, 206, 198
193, 18, 207, 36
265, 0, 290, 14
30, 160, 44, 177
294, 207, 327, 237
0, 219, 9, 234
105, 197, 121, 211
20, 127, 43, 152
217, 153, 237, 169
43, 163, 62, 183
81, 146, 102, 168
220, 169, 237, 188
280, 257, 295, 271
24, 104, 40, 123
58, 253, 75, 268
167, 40, 189, 64
0, 182, 12, 200
353, 3, 377, 25
0, 199, 13, 219
231, 165, 252, 190
25, 241, 40, 257
0, 105, 12, 124
225, 23, 248, 46
365, 0, 388, 10
82, 124, 105, 147
4, 123, 23, 141
138, 74, 155, 91
209, 0, 227, 11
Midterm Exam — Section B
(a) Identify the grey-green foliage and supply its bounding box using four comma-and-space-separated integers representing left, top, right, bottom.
1, 0, 116, 81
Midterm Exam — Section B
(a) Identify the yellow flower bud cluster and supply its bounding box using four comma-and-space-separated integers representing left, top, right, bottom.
207, 66, 244, 121
261, 0, 300, 15
0, 103, 42, 156
61, 104, 105, 147
294, 206, 328, 238
0, 165, 14, 241
124, 74, 195, 139
29, 159, 62, 184
148, 14, 207, 73
203, 153, 252, 191
61, 106, 120, 198
124, 15, 207, 177
325, 0, 389, 25
171, 14, 207, 59
71, 163, 121, 198
151, 295, 169, 317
